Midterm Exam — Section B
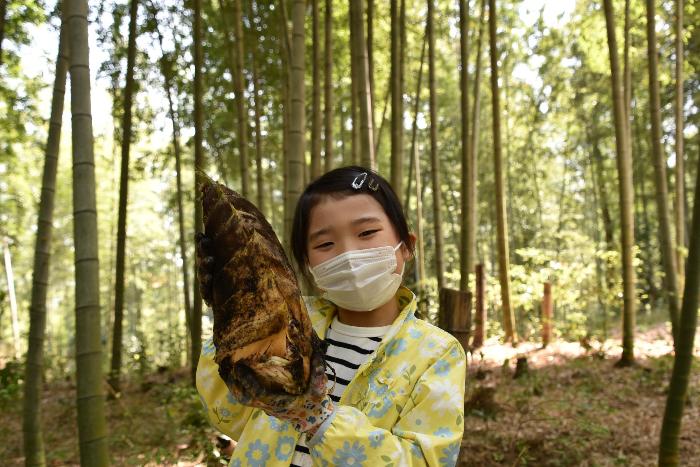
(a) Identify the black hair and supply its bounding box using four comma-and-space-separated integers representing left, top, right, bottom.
290, 166, 413, 273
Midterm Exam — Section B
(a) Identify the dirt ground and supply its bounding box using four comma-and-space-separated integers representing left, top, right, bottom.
458, 325, 700, 466
1, 325, 698, 466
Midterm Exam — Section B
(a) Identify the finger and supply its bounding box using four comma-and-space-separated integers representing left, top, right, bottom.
195, 232, 205, 253
200, 275, 214, 303
197, 259, 213, 277
308, 350, 329, 397
237, 366, 262, 396
198, 267, 212, 282
195, 232, 214, 258
238, 371, 293, 411
200, 233, 214, 253
199, 270, 211, 283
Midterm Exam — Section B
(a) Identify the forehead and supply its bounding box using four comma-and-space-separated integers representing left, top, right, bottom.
307, 194, 389, 232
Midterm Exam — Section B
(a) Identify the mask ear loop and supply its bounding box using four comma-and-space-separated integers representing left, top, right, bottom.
395, 241, 413, 276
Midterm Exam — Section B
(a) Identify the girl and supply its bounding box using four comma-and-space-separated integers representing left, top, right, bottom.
196, 166, 466, 466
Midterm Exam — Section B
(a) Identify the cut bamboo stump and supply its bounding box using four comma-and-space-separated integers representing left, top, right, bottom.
541, 281, 553, 347
513, 356, 529, 379
472, 264, 486, 349
439, 287, 472, 351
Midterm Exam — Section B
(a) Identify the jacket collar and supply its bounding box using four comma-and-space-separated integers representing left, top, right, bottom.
312, 286, 417, 378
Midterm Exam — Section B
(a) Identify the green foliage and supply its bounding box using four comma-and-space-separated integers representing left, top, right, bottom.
1, 0, 699, 373
0, 1, 49, 246
0, 1, 47, 156
0, 360, 23, 406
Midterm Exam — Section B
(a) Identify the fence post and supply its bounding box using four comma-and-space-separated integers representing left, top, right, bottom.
542, 281, 553, 347
439, 288, 471, 350
472, 264, 486, 348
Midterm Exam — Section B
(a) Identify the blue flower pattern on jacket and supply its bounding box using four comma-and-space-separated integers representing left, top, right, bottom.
434, 359, 450, 376
385, 338, 407, 356
367, 394, 395, 418
410, 443, 423, 458
275, 436, 295, 461
333, 440, 367, 466
202, 338, 215, 356
434, 427, 453, 438
367, 368, 390, 396
225, 391, 238, 405
245, 439, 270, 466
269, 417, 289, 432
369, 429, 385, 448
439, 441, 460, 466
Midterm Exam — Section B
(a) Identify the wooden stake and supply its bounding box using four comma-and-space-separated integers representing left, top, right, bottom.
439, 288, 472, 351
472, 264, 486, 348
542, 281, 553, 347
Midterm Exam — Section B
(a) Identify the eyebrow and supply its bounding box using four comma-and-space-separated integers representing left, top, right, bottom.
308, 217, 383, 243
309, 227, 332, 243
350, 216, 382, 226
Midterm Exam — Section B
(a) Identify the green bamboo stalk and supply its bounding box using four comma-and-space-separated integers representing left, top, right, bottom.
488, 0, 516, 342
109, 0, 139, 396
66, 0, 109, 462
645, 0, 681, 341
458, 0, 471, 293
603, 0, 637, 366
22, 6, 69, 465
658, 125, 700, 465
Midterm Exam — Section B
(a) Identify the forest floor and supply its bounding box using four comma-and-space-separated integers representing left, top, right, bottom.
458, 323, 700, 466
1, 324, 699, 466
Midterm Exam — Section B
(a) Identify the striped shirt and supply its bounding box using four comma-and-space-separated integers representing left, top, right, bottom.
289, 317, 391, 467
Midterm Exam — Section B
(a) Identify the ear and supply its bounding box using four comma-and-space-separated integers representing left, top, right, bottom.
402, 233, 417, 261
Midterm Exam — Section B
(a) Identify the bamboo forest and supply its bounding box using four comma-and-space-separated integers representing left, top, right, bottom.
1, 0, 699, 465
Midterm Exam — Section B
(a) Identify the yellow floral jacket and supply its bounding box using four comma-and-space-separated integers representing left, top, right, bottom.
196, 287, 466, 466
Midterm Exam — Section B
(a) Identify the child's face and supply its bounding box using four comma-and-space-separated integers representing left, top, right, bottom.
306, 194, 411, 272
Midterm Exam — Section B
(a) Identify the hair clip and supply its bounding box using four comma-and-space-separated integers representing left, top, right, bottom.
351, 172, 368, 189
368, 178, 379, 191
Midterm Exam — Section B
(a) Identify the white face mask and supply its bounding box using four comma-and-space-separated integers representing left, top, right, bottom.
309, 242, 405, 312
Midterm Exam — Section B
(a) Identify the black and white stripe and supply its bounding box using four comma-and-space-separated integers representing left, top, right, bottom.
289, 317, 389, 467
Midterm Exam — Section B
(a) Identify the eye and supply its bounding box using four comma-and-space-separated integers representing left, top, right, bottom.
359, 229, 380, 237
314, 241, 333, 249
